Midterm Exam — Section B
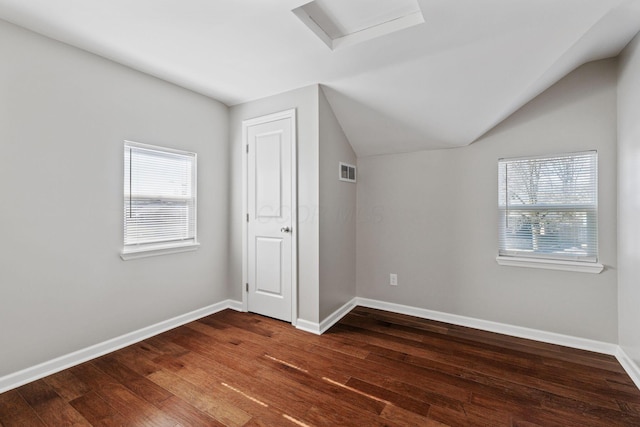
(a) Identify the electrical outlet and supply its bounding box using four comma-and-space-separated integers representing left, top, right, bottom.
390, 273, 398, 286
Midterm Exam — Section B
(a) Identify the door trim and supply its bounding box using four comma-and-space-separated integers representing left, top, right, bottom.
242, 109, 297, 326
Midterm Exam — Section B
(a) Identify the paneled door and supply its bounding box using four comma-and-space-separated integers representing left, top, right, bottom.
244, 110, 296, 322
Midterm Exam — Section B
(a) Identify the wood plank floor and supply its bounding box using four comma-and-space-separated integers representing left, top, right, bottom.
1, 307, 639, 426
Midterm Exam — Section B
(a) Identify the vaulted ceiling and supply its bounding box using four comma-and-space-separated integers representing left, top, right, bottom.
1, 0, 639, 156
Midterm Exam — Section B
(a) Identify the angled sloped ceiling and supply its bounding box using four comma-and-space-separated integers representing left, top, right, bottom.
323, 0, 640, 156
471, 0, 640, 147
0, 0, 638, 157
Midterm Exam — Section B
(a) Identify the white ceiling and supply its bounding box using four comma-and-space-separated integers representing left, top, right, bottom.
1, 0, 639, 156
292, 0, 424, 49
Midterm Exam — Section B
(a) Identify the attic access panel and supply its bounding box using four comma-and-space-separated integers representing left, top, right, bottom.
293, 0, 424, 50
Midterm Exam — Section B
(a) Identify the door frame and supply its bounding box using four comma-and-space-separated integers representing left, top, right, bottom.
241, 109, 298, 325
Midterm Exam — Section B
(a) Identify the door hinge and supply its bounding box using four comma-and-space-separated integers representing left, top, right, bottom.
246, 213, 249, 222
246, 283, 249, 292
246, 145, 249, 154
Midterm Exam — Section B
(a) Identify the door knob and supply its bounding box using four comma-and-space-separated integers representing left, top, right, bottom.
280, 227, 291, 233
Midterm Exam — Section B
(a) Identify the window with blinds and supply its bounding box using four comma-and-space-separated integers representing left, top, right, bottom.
498, 151, 598, 263
123, 141, 197, 257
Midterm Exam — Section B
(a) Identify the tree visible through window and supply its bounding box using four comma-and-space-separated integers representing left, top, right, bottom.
498, 151, 598, 262
123, 141, 197, 257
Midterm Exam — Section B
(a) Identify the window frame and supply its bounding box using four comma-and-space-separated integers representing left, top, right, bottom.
496, 151, 603, 274
120, 140, 199, 261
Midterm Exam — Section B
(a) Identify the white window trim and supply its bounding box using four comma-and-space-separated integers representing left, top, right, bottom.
496, 255, 604, 274
121, 241, 200, 261
497, 150, 600, 271
121, 140, 198, 261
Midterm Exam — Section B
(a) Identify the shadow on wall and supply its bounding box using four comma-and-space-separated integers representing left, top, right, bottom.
478, 61, 615, 143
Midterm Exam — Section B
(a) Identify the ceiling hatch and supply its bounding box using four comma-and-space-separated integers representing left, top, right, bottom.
293, 0, 424, 50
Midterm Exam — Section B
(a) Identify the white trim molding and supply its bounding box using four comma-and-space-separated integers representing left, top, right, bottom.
354, 297, 618, 355
227, 299, 244, 312
296, 298, 357, 335
616, 347, 640, 391
3, 296, 638, 395
302, 296, 620, 357
303, 297, 638, 392
496, 256, 604, 274
0, 300, 243, 394
121, 242, 200, 261
295, 319, 322, 335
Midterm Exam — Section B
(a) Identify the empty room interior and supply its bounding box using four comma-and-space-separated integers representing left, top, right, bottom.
2, 0, 640, 425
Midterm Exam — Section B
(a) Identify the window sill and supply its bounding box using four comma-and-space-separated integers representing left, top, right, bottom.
496, 256, 604, 274
121, 242, 200, 261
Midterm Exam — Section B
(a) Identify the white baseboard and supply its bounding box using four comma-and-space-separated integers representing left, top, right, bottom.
354, 297, 619, 356
227, 299, 244, 312
616, 347, 640, 390
320, 299, 357, 333
296, 298, 358, 335
3, 297, 637, 394
311, 298, 638, 392
295, 319, 321, 335
0, 299, 242, 394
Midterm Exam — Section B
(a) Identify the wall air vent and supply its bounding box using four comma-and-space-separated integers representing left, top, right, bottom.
293, 0, 424, 51
339, 162, 356, 183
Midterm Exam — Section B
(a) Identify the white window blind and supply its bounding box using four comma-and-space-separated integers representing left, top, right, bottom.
123, 141, 197, 253
498, 151, 598, 262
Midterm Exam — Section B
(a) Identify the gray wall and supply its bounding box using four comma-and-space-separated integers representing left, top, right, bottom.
229, 85, 357, 325
618, 33, 640, 365
319, 87, 357, 320
0, 20, 230, 377
229, 86, 321, 323
0, 14, 630, 384
356, 59, 618, 342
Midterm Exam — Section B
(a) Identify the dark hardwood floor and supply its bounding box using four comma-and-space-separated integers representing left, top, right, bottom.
1, 307, 639, 426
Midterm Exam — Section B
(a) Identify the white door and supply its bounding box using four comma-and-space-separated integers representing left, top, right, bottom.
244, 111, 296, 322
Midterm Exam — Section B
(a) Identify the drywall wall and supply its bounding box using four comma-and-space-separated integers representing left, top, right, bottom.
356, 59, 618, 342
618, 33, 640, 366
0, 20, 229, 377
229, 85, 357, 325
318, 87, 357, 320
229, 85, 321, 324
